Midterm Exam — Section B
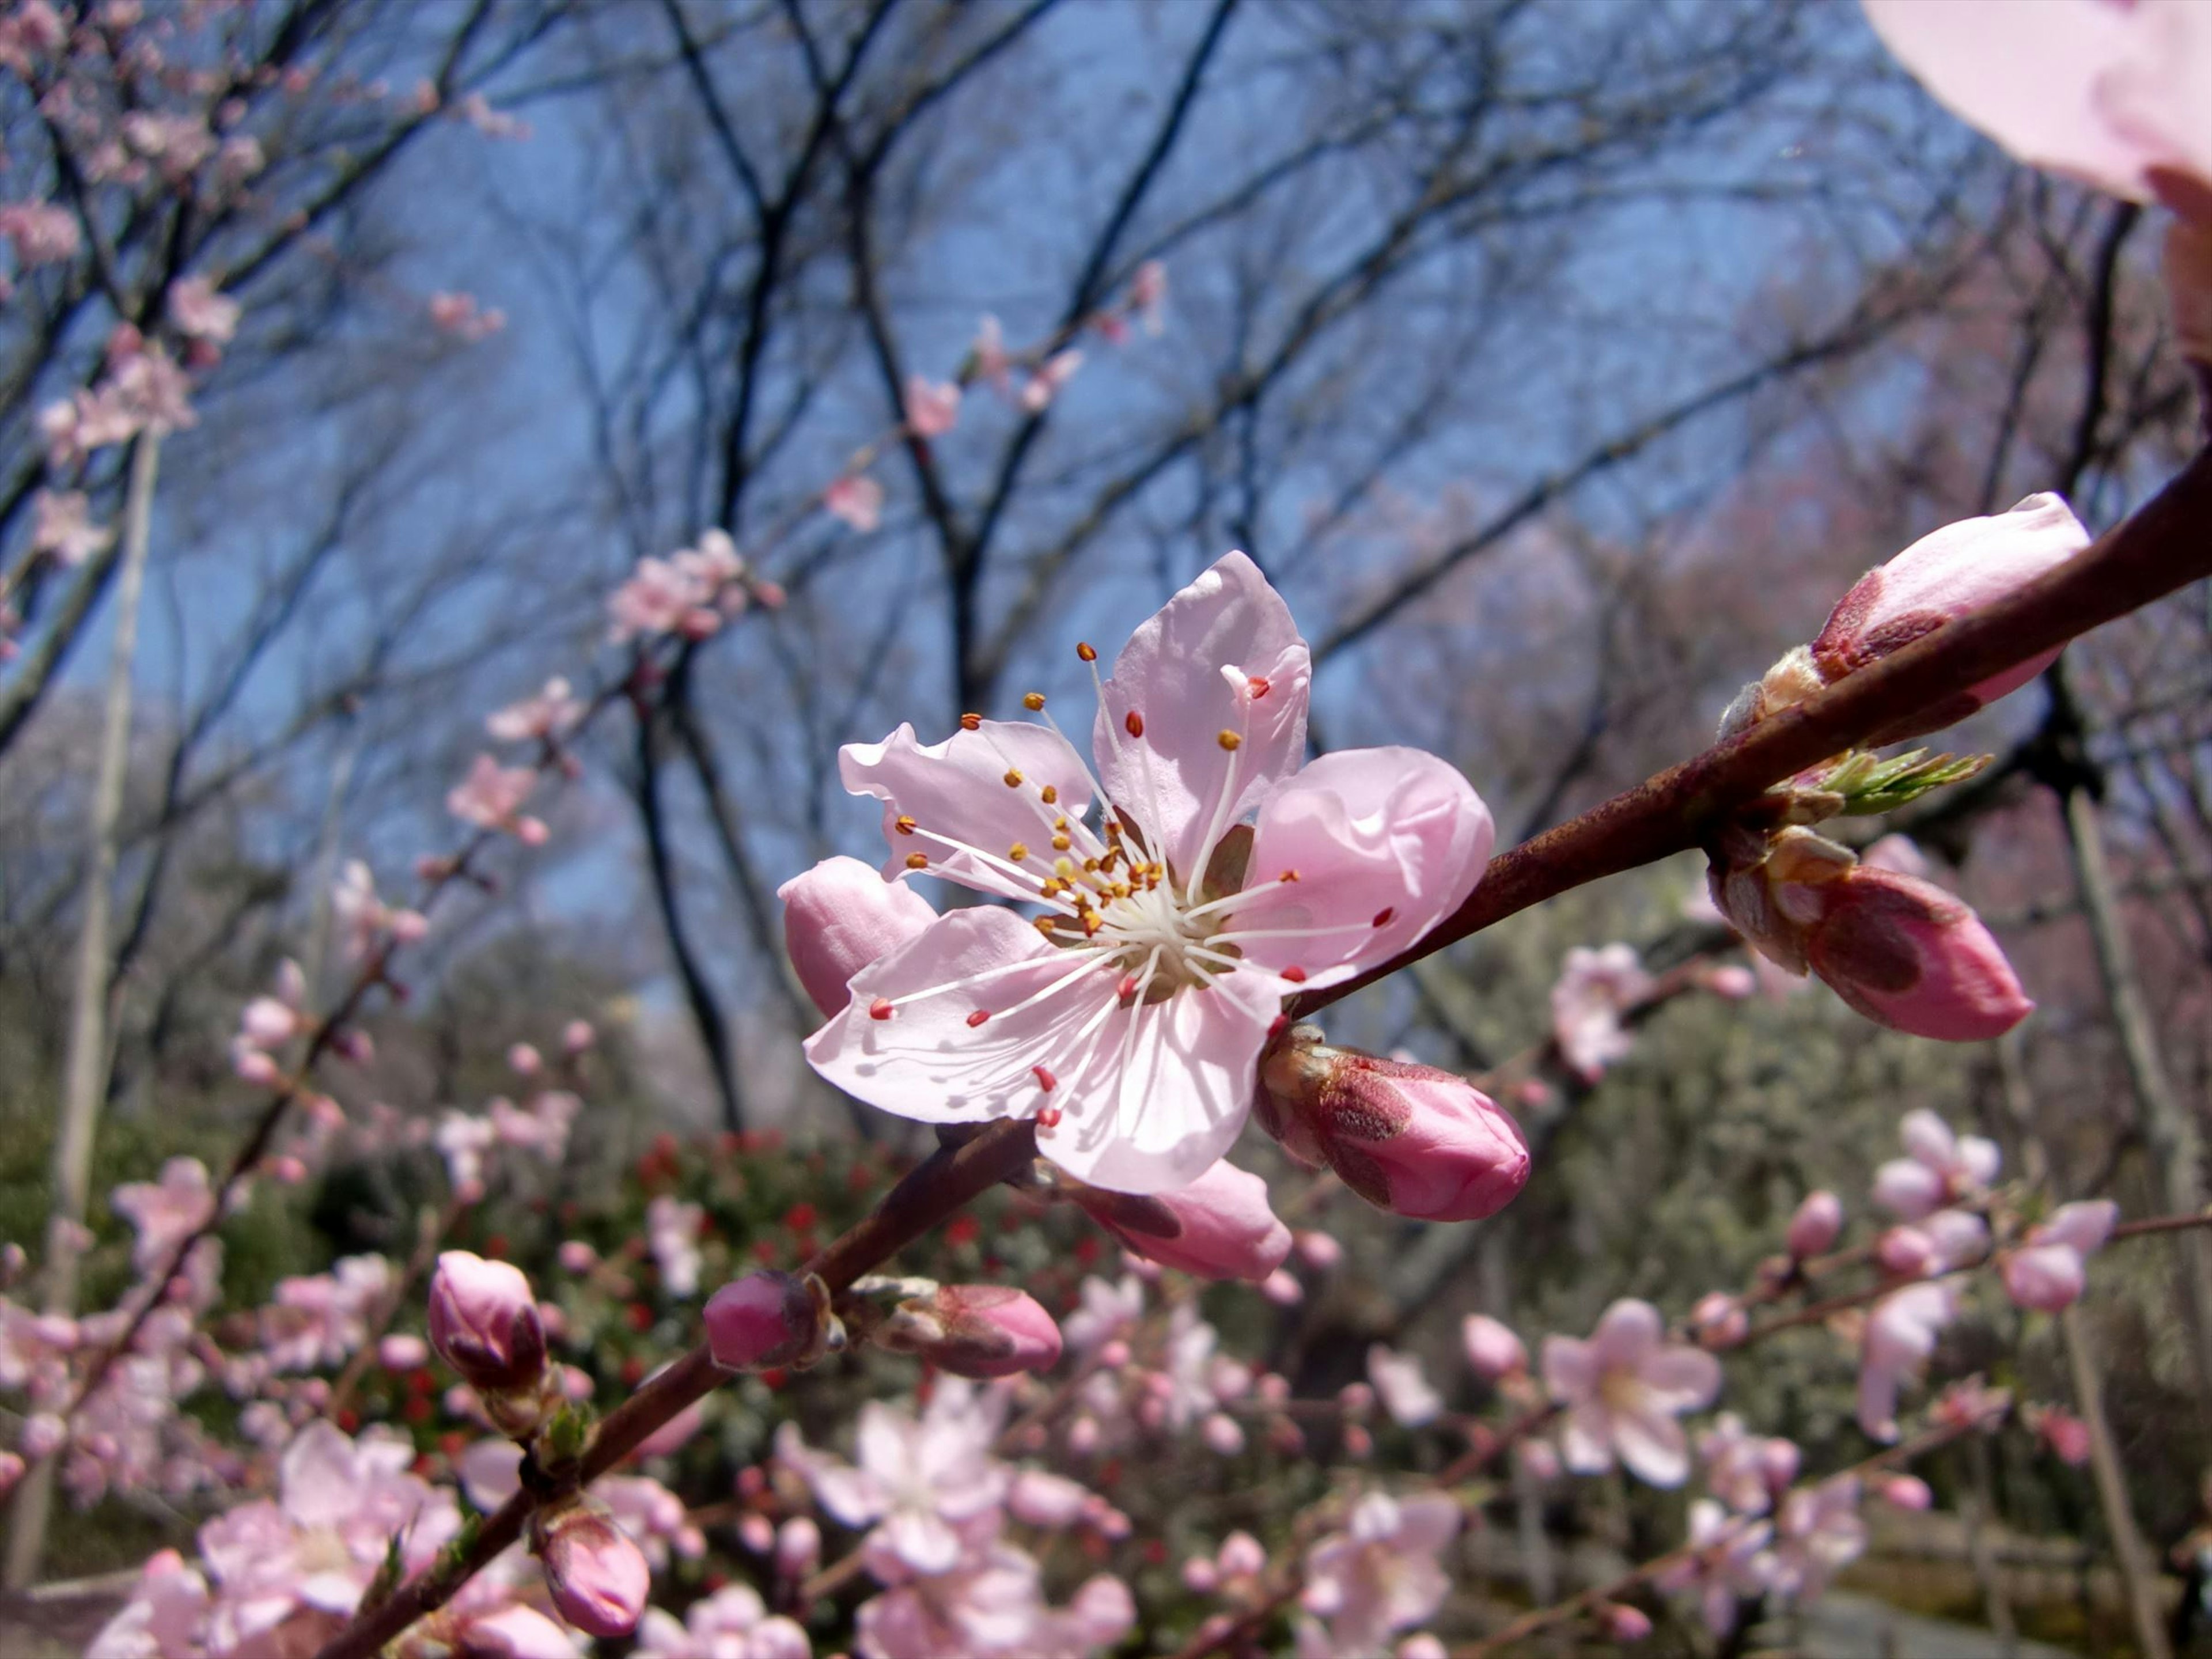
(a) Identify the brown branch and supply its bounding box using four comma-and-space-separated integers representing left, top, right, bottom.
1293, 446, 2212, 1020
309, 1119, 1041, 1659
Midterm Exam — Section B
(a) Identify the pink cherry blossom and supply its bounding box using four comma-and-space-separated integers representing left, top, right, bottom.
1698, 1413, 1800, 1516
1296, 1490, 1460, 1657
1461, 1314, 1527, 1381
647, 1194, 703, 1297
0, 199, 79, 266
1655, 1499, 1773, 1638
1549, 943, 1654, 1081
777, 1380, 1010, 1574
608, 555, 706, 640
904, 375, 961, 438
428, 290, 507, 342
1857, 1281, 1958, 1441
2002, 1199, 2118, 1312
427, 1251, 547, 1397
1061, 1274, 1143, 1353
260, 1253, 391, 1372
636, 1584, 812, 1658
166, 278, 239, 346
1872, 1109, 2000, 1221
705, 1272, 821, 1372
1786, 1190, 1843, 1259
806, 551, 1492, 1192
971, 315, 1011, 392
31, 488, 113, 566
331, 859, 428, 960
1020, 348, 1084, 413
109, 1158, 216, 1277
1768, 1475, 1867, 1599
824, 474, 885, 532
487, 676, 584, 743
1542, 1298, 1723, 1487
1366, 1345, 1443, 1428
1863, 0, 2212, 221
448, 754, 548, 844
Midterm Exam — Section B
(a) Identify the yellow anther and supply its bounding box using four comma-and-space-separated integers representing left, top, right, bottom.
1052, 834, 1072, 852
1077, 642, 1097, 662
1034, 917, 1059, 938
1007, 842, 1030, 863
1040, 784, 1059, 805
1217, 730, 1241, 751
1022, 692, 1046, 711
894, 815, 917, 836
1082, 857, 1100, 873
905, 852, 929, 870
1002, 768, 1024, 787
960, 713, 982, 732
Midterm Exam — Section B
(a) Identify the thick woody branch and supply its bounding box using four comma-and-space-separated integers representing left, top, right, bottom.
1294, 446, 2212, 1019
310, 1119, 1040, 1659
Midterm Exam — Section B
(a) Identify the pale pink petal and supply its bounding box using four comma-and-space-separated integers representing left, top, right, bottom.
880, 1508, 962, 1575
840, 720, 1096, 900
1636, 1346, 1722, 1414
1540, 1335, 1599, 1404
1872, 1158, 1945, 1221
1389, 1493, 1462, 1555
1611, 1402, 1692, 1488
1092, 552, 1310, 877
1898, 1108, 1957, 1169
1588, 1300, 1664, 1370
2038, 1199, 2118, 1255
1231, 747, 1493, 989
1558, 1403, 1615, 1474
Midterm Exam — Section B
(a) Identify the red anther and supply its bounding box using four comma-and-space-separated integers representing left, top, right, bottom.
966, 1009, 991, 1028
869, 998, 895, 1021
1036, 1106, 1064, 1129
1116, 973, 1140, 1002
1280, 966, 1306, 984
1124, 710, 1144, 738
1267, 1015, 1290, 1039
1032, 1065, 1058, 1092
1372, 907, 1395, 927
960, 712, 982, 731
1248, 675, 1271, 699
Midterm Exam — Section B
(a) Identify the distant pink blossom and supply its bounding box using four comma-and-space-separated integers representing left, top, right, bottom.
1020, 348, 1083, 412
166, 278, 239, 346
636, 1583, 812, 1658
904, 376, 961, 438
777, 1381, 1009, 1574
428, 290, 507, 342
448, 753, 549, 844
1128, 260, 1168, 335
1786, 1190, 1844, 1260
487, 676, 583, 743
2002, 1199, 2118, 1312
1550, 944, 1654, 1081
331, 859, 428, 961
1655, 1499, 1772, 1638
646, 1194, 703, 1298
1542, 1299, 1722, 1487
109, 1158, 215, 1277
1872, 1109, 1999, 1221
825, 473, 885, 532
31, 488, 112, 567
1366, 1346, 1443, 1428
1857, 1281, 1958, 1441
1, 200, 79, 266
971, 315, 1011, 391
1461, 1314, 1526, 1381
1297, 1490, 1460, 1657
1768, 1476, 1867, 1599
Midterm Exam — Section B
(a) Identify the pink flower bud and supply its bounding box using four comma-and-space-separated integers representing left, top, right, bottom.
427, 1251, 547, 1397
1703, 964, 1758, 1000
878, 1283, 1062, 1378
1598, 1605, 1653, 1643
1067, 1415, 1101, 1456
0, 1452, 22, 1497
703, 1272, 821, 1372
1461, 1314, 1527, 1380
562, 1018, 596, 1055
1877, 1226, 1942, 1280
903, 375, 961, 438
1787, 1190, 1844, 1259
1879, 1474, 1934, 1511
1691, 1293, 1748, 1350
1070, 1159, 1293, 1282
1202, 1412, 1245, 1455
775, 1516, 821, 1577
1217, 1531, 1266, 1578
2003, 1243, 2086, 1312
19, 1412, 65, 1460
378, 1333, 430, 1371
2033, 1406, 2092, 1467
508, 1042, 541, 1076
1260, 1268, 1302, 1306
558, 1240, 597, 1274
1804, 865, 2033, 1042
1810, 493, 2090, 734
738, 1512, 775, 1554
1181, 1557, 1220, 1593
1256, 1032, 1531, 1222
777, 855, 938, 1017
1294, 1229, 1343, 1270
535, 1499, 650, 1638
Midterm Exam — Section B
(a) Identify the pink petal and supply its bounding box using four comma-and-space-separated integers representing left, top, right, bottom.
1898, 1108, 1956, 1169
1558, 1403, 1615, 1474
1611, 1402, 1692, 1488
840, 719, 1096, 901
2037, 1199, 2118, 1255
1862, 0, 2206, 207
1636, 1346, 1722, 1414
1230, 747, 1493, 988
1540, 1334, 1598, 1404
1871, 1158, 1945, 1221
1091, 552, 1310, 877
1589, 1299, 1664, 1369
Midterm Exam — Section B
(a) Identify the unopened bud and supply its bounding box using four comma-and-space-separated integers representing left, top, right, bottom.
533, 1498, 650, 1638
1597, 1604, 1653, 1643
778, 856, 938, 1017
874, 1282, 1062, 1378
1787, 1190, 1843, 1260
703, 1271, 831, 1372
427, 1251, 548, 1404
1809, 493, 2089, 738
508, 1043, 541, 1076
774, 1516, 820, 1577
1255, 1028, 1530, 1222
1691, 1293, 1748, 1350
1878, 1474, 1934, 1510
562, 1018, 596, 1055
1460, 1314, 1527, 1381
1068, 1160, 1291, 1282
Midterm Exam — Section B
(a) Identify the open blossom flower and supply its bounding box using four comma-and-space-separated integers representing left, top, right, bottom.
1872, 1109, 2000, 1221
1020, 348, 1084, 412
637, 1583, 812, 1658
1, 200, 79, 266
449, 754, 549, 844
2003, 1199, 2118, 1312
260, 1254, 391, 1372
647, 1194, 704, 1298
428, 290, 507, 342
1857, 1281, 1958, 1441
1297, 1490, 1460, 1657
32, 488, 112, 566
904, 375, 961, 438
805, 552, 1491, 1192
1769, 1476, 1868, 1599
1366, 1346, 1444, 1428
1543, 1299, 1723, 1487
109, 1158, 217, 1277
1549, 943, 1654, 1082
331, 859, 428, 960
167, 278, 240, 346
487, 676, 584, 743
1655, 1499, 1774, 1638
824, 473, 885, 532
1062, 1274, 1144, 1353
1863, 0, 2212, 222
1698, 1414, 1800, 1516
777, 1381, 1009, 1574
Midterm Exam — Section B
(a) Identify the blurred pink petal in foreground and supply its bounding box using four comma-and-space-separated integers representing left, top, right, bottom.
1863, 0, 2212, 221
